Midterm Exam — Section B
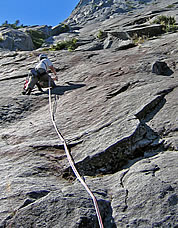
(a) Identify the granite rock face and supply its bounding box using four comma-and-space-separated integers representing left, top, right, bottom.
65, 0, 178, 26
0, 0, 178, 227
0, 27, 34, 51
20, 25, 52, 38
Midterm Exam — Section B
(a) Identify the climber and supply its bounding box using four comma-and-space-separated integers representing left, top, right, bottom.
23, 54, 58, 95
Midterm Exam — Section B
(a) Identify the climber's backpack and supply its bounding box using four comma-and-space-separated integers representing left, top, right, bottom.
30, 68, 38, 77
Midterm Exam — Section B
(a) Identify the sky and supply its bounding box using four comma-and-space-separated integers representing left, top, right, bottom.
0, 0, 80, 27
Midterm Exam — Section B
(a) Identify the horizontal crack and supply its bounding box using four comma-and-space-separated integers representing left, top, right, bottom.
30, 141, 82, 150
140, 164, 160, 176
106, 83, 130, 99
0, 73, 28, 82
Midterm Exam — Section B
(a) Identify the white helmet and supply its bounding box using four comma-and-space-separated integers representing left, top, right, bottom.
39, 54, 47, 60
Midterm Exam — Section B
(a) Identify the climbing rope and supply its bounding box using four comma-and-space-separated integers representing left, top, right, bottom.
48, 79, 104, 228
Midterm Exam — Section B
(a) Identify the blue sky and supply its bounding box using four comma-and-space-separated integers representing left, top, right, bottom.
0, 0, 79, 27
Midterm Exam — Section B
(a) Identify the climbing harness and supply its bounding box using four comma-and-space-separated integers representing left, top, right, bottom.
48, 80, 104, 228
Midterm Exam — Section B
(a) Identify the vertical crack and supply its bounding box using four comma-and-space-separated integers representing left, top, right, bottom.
120, 169, 129, 212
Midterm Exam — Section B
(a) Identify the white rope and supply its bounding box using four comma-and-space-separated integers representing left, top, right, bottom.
48, 81, 104, 228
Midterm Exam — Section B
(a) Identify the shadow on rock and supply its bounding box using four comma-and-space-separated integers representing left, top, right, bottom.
52, 82, 86, 95
152, 61, 174, 76
33, 82, 86, 96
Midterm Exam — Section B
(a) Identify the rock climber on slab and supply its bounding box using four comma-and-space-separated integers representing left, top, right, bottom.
23, 54, 58, 95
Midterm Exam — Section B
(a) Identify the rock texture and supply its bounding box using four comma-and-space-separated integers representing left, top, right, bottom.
0, 0, 178, 227
0, 27, 34, 51
65, 0, 178, 26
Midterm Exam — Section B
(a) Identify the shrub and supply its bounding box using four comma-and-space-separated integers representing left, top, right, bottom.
48, 38, 78, 51
27, 30, 46, 49
126, 0, 135, 10
166, 4, 175, 8
153, 15, 177, 32
97, 30, 106, 39
93, 4, 98, 9
132, 33, 148, 45
153, 15, 176, 26
1, 20, 24, 29
60, 23, 70, 33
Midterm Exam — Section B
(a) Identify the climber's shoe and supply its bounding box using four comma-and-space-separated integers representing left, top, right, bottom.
22, 88, 32, 95
26, 88, 32, 95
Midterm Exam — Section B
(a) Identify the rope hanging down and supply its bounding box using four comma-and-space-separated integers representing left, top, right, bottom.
48, 80, 104, 228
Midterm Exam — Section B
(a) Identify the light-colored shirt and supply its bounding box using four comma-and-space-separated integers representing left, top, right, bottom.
35, 58, 53, 71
